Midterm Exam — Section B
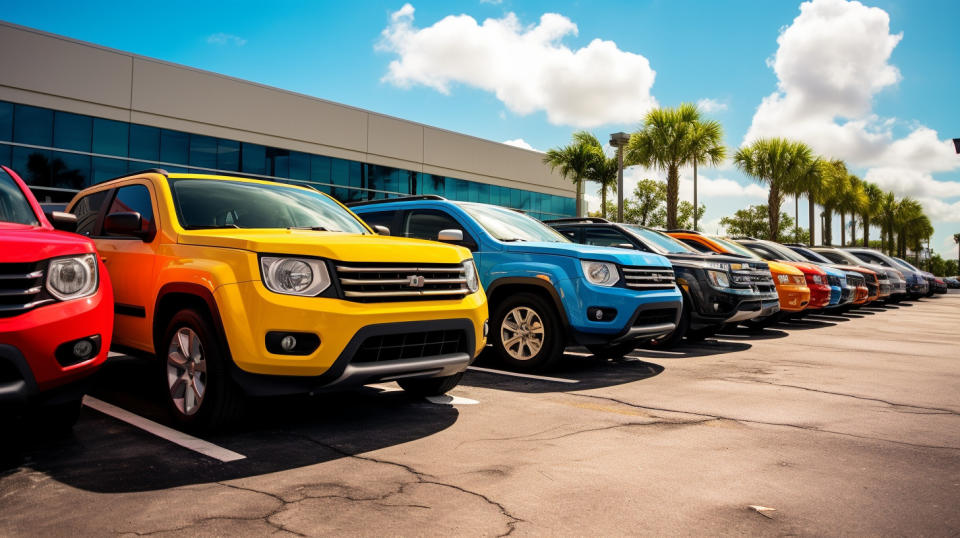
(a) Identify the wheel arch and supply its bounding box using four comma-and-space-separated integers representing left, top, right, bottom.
486, 277, 570, 329
152, 283, 231, 360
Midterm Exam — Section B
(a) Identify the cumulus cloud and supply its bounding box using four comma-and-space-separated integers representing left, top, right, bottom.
743, 0, 960, 222
620, 166, 768, 201
502, 138, 538, 151
377, 4, 658, 127
206, 33, 247, 46
696, 98, 727, 113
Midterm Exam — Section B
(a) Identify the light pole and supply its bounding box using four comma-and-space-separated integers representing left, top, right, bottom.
609, 132, 630, 223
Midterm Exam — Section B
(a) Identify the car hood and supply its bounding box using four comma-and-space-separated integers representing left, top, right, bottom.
827, 264, 876, 276
780, 260, 826, 275
0, 224, 96, 262
663, 252, 767, 270
767, 260, 804, 276
501, 241, 671, 268
177, 229, 471, 264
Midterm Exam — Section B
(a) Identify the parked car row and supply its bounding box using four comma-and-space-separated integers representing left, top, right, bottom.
0, 167, 948, 434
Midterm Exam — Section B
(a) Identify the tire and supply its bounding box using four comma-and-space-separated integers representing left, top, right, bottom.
586, 341, 638, 360
398, 372, 464, 397
490, 292, 564, 372
686, 324, 718, 340
645, 301, 689, 349
161, 308, 245, 431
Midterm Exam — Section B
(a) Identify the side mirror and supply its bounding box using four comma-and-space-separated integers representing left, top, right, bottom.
613, 243, 636, 250
438, 229, 464, 242
104, 211, 144, 237
374, 225, 390, 236
45, 211, 78, 233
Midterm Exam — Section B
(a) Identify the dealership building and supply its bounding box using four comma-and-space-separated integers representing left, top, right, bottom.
0, 22, 576, 220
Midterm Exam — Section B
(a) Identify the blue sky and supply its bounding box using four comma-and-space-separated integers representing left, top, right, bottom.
4, 0, 958, 258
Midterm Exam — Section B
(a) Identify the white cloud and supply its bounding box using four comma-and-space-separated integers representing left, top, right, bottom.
206, 33, 247, 46
743, 0, 958, 178
613, 165, 768, 202
916, 198, 960, 223
502, 138, 538, 151
864, 168, 960, 200
696, 98, 727, 113
377, 4, 657, 127
479, 0, 503, 4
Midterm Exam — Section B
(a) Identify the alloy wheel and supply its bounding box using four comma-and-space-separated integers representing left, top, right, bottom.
167, 327, 207, 416
500, 306, 545, 361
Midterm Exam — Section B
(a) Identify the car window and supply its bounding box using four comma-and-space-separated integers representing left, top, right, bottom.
743, 243, 780, 261
71, 190, 110, 236
403, 210, 469, 242
678, 238, 713, 253
357, 210, 395, 233
108, 184, 155, 236
555, 228, 579, 242
709, 236, 763, 260
456, 202, 569, 243
622, 225, 693, 254
583, 227, 633, 248
851, 251, 888, 266
0, 167, 39, 225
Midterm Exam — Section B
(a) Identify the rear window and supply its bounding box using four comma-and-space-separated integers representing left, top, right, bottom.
0, 167, 39, 225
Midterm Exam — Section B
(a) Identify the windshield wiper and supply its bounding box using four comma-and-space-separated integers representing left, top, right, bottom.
287, 226, 341, 232
183, 224, 239, 229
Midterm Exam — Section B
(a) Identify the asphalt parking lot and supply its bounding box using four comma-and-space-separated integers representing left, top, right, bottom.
2, 292, 959, 536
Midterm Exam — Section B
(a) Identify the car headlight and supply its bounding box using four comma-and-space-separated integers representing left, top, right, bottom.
46, 253, 98, 301
260, 256, 330, 296
706, 270, 730, 287
777, 274, 790, 284
581, 260, 619, 287
792, 275, 806, 285
462, 260, 479, 293
811, 275, 824, 285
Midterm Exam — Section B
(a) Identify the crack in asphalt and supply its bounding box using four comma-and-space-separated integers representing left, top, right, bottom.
728, 379, 960, 416
569, 393, 960, 451
291, 432, 526, 537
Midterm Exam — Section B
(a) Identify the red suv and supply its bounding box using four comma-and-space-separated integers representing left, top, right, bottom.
0, 166, 113, 430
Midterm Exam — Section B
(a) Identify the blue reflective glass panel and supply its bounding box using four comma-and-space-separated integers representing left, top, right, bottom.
92, 118, 128, 157
12, 147, 51, 186
53, 111, 91, 152
241, 143, 265, 175
217, 139, 239, 171
14, 105, 53, 146
92, 157, 127, 183
0, 101, 12, 142
51, 151, 90, 189
289, 151, 309, 180
311, 155, 331, 183
129, 124, 160, 162
160, 130, 189, 166
189, 135, 217, 169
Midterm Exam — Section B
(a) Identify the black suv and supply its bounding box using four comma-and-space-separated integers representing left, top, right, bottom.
545, 218, 779, 346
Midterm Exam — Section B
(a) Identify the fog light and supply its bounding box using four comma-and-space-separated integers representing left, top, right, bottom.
73, 339, 94, 358
265, 331, 320, 355
587, 307, 617, 322
280, 335, 297, 351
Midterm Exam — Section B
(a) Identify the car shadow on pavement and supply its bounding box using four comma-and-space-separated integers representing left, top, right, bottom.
776, 317, 837, 330
0, 356, 459, 493
713, 325, 790, 340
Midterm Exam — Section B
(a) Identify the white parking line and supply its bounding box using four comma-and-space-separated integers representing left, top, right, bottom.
82, 396, 246, 463
467, 366, 579, 384
425, 395, 480, 405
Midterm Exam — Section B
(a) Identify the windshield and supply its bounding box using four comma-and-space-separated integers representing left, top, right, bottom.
817, 248, 861, 265
790, 246, 833, 264
0, 168, 39, 226
892, 257, 919, 272
757, 240, 808, 262
709, 236, 762, 260
457, 203, 570, 242
169, 179, 369, 233
623, 225, 695, 254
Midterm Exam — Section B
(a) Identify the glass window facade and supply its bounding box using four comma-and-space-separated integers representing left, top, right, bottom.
0, 100, 575, 219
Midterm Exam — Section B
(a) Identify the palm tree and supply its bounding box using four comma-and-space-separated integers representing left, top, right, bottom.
787, 156, 822, 244
734, 137, 813, 242
861, 182, 884, 247
878, 191, 897, 254
543, 132, 601, 217
625, 103, 725, 229
839, 175, 867, 246
572, 132, 618, 220
893, 198, 929, 259
818, 159, 848, 246
687, 119, 726, 231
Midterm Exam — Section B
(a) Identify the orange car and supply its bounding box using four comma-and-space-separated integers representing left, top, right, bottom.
669, 231, 810, 314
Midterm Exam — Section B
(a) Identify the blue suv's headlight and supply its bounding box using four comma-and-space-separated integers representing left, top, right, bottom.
581, 260, 620, 287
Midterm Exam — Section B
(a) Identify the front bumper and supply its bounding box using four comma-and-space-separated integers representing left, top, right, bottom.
572, 300, 680, 346
0, 289, 113, 398
774, 282, 810, 312
723, 298, 781, 323
216, 280, 487, 379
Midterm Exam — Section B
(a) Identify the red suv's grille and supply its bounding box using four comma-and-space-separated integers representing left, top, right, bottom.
0, 262, 50, 318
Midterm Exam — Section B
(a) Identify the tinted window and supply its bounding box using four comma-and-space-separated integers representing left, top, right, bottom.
815, 250, 846, 264
92, 118, 128, 156
71, 190, 110, 236
743, 244, 780, 261
0, 101, 12, 142
404, 210, 466, 241
850, 251, 887, 266
623, 225, 693, 254
0, 168, 39, 225
129, 124, 160, 161
457, 202, 569, 243
170, 179, 369, 234
583, 227, 633, 248
14, 105, 53, 146
53, 111, 92, 151
678, 238, 714, 253
356, 210, 395, 233
709, 237, 763, 260
556, 228, 579, 242
108, 185, 154, 235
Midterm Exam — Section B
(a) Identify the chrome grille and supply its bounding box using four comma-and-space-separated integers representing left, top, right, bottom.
0, 262, 51, 318
827, 275, 841, 288
621, 266, 675, 290
335, 263, 469, 302
731, 264, 776, 293
846, 273, 864, 287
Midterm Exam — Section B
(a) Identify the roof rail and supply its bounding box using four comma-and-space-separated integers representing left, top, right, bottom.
542, 217, 610, 224
102, 168, 169, 183
665, 228, 700, 234
347, 195, 447, 207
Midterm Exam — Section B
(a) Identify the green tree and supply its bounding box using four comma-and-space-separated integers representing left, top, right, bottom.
625, 103, 725, 229
571, 132, 619, 220
687, 118, 726, 230
733, 138, 814, 241
719, 205, 804, 242
878, 191, 897, 254
836, 174, 867, 246
788, 155, 822, 245
818, 159, 848, 246
544, 131, 602, 217
861, 182, 884, 247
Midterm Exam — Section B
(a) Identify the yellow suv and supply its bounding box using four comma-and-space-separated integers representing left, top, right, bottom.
67, 169, 488, 429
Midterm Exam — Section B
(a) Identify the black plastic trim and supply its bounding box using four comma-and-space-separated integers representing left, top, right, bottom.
115, 303, 146, 318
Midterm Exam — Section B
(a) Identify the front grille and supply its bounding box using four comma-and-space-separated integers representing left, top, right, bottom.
847, 274, 864, 288
633, 308, 677, 327
827, 275, 841, 288
731, 265, 776, 294
353, 329, 467, 362
622, 266, 675, 290
0, 262, 50, 318
335, 263, 469, 302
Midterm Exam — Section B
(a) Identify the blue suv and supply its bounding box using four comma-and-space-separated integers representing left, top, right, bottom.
352, 197, 683, 371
